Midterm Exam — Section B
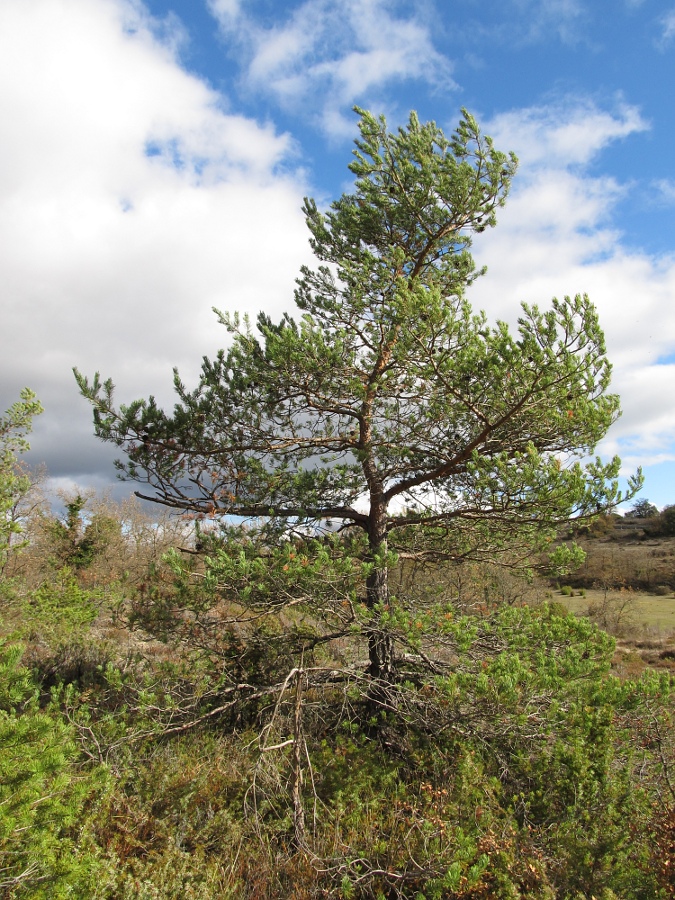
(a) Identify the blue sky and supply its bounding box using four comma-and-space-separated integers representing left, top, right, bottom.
1, 0, 674, 509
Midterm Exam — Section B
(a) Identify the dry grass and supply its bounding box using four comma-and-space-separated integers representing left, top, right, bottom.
569, 531, 675, 594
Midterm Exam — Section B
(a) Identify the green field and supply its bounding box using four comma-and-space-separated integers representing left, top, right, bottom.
554, 587, 675, 635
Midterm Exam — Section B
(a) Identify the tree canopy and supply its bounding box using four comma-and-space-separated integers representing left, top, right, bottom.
76, 108, 638, 681
630, 498, 658, 519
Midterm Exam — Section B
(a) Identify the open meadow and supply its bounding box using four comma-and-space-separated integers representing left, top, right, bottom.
555, 588, 675, 635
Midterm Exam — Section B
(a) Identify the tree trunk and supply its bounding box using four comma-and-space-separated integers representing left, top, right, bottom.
366, 499, 395, 682
291, 668, 306, 848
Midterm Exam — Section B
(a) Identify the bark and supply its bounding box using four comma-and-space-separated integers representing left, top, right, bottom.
291, 668, 306, 847
366, 498, 395, 682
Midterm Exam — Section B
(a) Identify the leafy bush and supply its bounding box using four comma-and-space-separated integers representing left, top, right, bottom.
653, 504, 675, 537
0, 642, 105, 897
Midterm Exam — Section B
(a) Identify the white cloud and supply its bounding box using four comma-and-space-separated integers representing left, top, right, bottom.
209, 0, 455, 137
207, 0, 244, 22
468, 100, 675, 471
487, 100, 648, 167
654, 179, 675, 204
0, 0, 311, 492
658, 8, 675, 45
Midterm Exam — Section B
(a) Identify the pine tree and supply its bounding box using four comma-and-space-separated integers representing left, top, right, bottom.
76, 108, 638, 683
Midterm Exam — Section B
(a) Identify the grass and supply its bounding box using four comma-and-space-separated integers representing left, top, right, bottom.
552, 587, 675, 635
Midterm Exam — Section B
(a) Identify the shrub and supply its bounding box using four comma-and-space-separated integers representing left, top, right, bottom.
654, 505, 675, 537
0, 641, 105, 897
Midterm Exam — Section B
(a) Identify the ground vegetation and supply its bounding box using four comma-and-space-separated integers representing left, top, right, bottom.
0, 483, 674, 897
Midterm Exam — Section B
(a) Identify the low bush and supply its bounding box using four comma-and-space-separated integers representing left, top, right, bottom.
0, 641, 106, 898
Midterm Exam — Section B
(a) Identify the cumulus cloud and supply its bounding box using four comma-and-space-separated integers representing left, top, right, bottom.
208, 0, 455, 137
0, 0, 311, 494
468, 100, 675, 471
486, 100, 648, 167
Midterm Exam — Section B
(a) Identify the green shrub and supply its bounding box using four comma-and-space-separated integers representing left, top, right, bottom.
19, 571, 100, 639
0, 641, 105, 897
